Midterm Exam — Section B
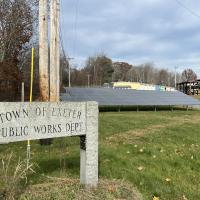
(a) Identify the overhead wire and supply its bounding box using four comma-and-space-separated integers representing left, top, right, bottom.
60, 0, 80, 64
72, 0, 80, 59
60, 0, 69, 66
60, 0, 200, 70
59, 0, 80, 84
174, 0, 200, 19
60, 0, 71, 89
174, 0, 200, 77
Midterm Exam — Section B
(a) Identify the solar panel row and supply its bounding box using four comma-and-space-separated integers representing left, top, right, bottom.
61, 88, 200, 106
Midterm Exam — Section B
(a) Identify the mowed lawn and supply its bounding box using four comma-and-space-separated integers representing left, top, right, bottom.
0, 110, 200, 199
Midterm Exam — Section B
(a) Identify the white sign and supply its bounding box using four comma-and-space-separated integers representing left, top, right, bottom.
0, 102, 86, 143
0, 101, 99, 187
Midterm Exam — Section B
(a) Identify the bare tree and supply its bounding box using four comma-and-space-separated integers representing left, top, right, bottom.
126, 67, 137, 82
156, 69, 169, 85
143, 63, 155, 84
181, 68, 197, 82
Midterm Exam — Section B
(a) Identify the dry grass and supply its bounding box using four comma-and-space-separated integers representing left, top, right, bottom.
0, 153, 36, 200
20, 178, 143, 200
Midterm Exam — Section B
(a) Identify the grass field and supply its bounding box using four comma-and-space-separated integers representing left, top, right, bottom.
0, 110, 200, 199
194, 95, 200, 100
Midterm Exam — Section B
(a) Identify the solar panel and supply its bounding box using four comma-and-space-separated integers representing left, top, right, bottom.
60, 88, 200, 106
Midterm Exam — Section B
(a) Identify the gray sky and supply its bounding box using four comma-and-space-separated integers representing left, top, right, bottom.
60, 0, 200, 76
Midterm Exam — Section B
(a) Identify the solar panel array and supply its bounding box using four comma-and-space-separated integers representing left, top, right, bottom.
61, 87, 200, 106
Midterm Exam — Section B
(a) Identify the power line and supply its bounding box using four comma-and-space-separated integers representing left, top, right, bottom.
174, 0, 200, 19
72, 0, 80, 57
60, 0, 73, 88
60, 0, 79, 62
60, 0, 69, 60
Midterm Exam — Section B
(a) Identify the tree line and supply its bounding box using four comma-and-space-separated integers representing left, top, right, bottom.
65, 54, 198, 88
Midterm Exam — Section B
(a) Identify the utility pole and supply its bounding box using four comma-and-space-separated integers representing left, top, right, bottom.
69, 63, 71, 88
175, 66, 178, 89
93, 64, 96, 86
50, 0, 60, 102
67, 57, 74, 88
39, 0, 49, 101
56, 0, 60, 99
87, 74, 91, 87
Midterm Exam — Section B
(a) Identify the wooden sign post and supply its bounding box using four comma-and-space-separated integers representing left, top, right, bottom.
0, 101, 98, 187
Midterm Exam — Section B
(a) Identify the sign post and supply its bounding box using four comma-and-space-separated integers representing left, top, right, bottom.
0, 101, 98, 187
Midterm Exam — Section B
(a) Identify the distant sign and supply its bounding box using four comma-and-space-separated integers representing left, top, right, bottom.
0, 102, 86, 143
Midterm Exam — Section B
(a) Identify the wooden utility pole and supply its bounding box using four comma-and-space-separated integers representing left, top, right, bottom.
175, 66, 178, 89
50, 0, 60, 102
93, 64, 96, 86
67, 57, 74, 88
87, 74, 91, 87
69, 63, 71, 88
56, 0, 60, 99
39, 0, 49, 101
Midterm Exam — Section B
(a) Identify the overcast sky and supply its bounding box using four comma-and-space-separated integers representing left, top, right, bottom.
60, 0, 200, 76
